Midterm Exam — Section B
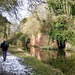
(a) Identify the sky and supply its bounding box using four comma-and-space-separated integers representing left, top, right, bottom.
1, 0, 45, 32
1, 0, 45, 25
1, 0, 32, 32
2, 0, 31, 25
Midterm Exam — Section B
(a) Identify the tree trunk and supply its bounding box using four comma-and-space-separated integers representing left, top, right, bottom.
3, 26, 7, 39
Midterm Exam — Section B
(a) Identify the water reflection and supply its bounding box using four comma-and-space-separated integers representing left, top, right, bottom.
57, 50, 66, 59
30, 47, 68, 62
30, 47, 57, 62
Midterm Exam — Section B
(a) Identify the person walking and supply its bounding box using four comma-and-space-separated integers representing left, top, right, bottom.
1, 39, 9, 61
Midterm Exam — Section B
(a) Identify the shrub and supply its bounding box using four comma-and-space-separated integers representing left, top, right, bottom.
7, 37, 17, 45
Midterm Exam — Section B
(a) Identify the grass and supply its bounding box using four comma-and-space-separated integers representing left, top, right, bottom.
8, 45, 63, 75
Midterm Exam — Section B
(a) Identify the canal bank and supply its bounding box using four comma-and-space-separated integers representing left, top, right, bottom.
7, 45, 63, 75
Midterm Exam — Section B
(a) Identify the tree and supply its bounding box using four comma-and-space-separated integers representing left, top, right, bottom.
49, 15, 75, 59
47, 0, 75, 16
49, 15, 74, 53
28, 0, 46, 12
0, 0, 17, 11
0, 14, 11, 39
0, 0, 46, 22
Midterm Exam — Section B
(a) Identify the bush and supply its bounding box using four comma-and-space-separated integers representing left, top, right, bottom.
16, 32, 23, 39
7, 37, 17, 45
21, 35, 30, 51
56, 15, 67, 24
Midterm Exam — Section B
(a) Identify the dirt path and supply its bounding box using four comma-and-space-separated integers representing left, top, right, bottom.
0, 52, 34, 75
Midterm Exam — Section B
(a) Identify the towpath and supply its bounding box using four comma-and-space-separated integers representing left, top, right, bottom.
0, 52, 33, 75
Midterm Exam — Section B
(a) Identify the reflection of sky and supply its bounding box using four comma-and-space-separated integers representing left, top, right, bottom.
2, 0, 31, 24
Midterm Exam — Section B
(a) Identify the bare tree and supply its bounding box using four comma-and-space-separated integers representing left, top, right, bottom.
0, 0, 46, 22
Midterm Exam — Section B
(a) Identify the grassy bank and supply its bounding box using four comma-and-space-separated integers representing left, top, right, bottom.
8, 45, 63, 75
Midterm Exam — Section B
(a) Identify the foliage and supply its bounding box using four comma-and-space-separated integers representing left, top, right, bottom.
16, 32, 23, 39
20, 18, 27, 23
71, 4, 75, 15
21, 35, 30, 50
0, 0, 18, 20
47, 0, 75, 16
56, 15, 68, 24
0, 14, 10, 26
0, 14, 11, 39
7, 37, 17, 45
16, 32, 30, 50
47, 0, 64, 15
0, 0, 17, 11
53, 23, 66, 49
49, 15, 74, 49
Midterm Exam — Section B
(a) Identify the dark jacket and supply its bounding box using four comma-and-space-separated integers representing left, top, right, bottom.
1, 41, 9, 51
